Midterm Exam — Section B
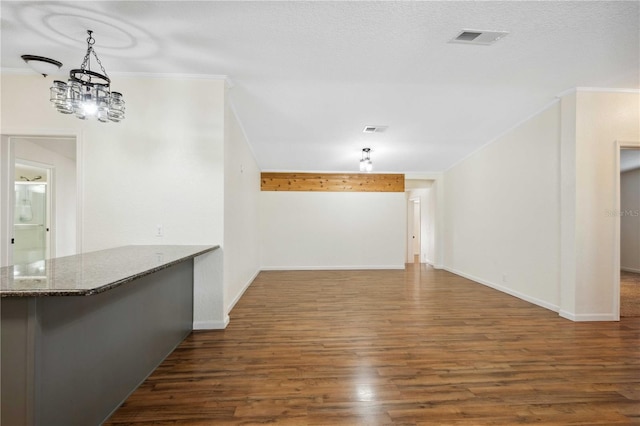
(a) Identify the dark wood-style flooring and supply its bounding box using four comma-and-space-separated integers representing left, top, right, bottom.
106, 264, 640, 425
621, 271, 640, 317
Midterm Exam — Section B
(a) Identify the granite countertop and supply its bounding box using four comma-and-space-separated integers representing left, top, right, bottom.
0, 245, 218, 297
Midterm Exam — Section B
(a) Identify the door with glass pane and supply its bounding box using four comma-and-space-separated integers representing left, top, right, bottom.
13, 181, 49, 265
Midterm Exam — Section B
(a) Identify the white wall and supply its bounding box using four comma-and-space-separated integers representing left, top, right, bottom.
1, 73, 227, 327
559, 92, 578, 316
442, 89, 639, 321
561, 90, 640, 320
223, 101, 261, 315
1, 74, 226, 249
443, 102, 562, 312
260, 191, 406, 269
425, 183, 437, 264
620, 167, 640, 272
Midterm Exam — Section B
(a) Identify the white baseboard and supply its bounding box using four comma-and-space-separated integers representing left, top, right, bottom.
559, 310, 617, 322
621, 266, 640, 274
227, 268, 260, 313
193, 315, 229, 330
442, 266, 560, 313
260, 264, 405, 271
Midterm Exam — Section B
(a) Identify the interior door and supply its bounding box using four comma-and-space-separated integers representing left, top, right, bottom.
13, 181, 49, 265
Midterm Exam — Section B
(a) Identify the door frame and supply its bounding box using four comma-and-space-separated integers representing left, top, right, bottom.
1, 130, 82, 266
613, 140, 640, 320
412, 198, 421, 258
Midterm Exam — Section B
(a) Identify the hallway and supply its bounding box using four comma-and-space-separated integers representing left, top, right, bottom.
621, 271, 640, 317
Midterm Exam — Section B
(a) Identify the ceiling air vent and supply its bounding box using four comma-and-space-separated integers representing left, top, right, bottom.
363, 125, 388, 134
449, 30, 509, 45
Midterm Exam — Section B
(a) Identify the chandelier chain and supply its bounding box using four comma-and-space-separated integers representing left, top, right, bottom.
91, 50, 109, 78
79, 30, 109, 78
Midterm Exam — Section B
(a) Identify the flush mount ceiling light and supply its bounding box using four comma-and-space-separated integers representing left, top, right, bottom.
21, 55, 62, 77
49, 30, 125, 122
359, 148, 373, 173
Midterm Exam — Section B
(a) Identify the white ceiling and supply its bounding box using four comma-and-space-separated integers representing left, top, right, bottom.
2, 1, 639, 173
12, 137, 77, 161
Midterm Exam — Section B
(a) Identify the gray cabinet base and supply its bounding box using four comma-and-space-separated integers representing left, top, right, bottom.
1, 260, 193, 426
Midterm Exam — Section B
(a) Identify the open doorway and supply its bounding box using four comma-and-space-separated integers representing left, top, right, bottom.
1, 135, 78, 267
405, 179, 434, 265
14, 162, 52, 266
411, 199, 421, 263
619, 147, 640, 317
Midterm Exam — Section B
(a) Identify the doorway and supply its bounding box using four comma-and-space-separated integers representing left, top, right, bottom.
405, 179, 433, 264
619, 146, 640, 317
411, 199, 421, 263
13, 163, 52, 265
1, 135, 78, 267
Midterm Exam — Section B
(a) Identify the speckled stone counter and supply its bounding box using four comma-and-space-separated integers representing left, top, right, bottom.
1, 245, 219, 426
1, 244, 217, 297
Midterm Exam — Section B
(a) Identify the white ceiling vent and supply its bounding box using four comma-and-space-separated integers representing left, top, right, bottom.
449, 30, 509, 45
363, 125, 388, 134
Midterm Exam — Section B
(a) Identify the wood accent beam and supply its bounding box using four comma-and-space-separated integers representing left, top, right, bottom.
261, 172, 405, 192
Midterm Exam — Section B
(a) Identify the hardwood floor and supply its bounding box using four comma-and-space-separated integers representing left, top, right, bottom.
621, 271, 640, 317
106, 264, 640, 425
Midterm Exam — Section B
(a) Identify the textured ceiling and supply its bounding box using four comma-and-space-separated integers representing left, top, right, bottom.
2, 1, 639, 172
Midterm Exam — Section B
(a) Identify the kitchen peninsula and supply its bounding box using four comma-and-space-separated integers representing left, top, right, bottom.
1, 245, 218, 426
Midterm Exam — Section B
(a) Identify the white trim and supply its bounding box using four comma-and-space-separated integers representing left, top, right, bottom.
444, 99, 560, 173
614, 140, 640, 322
226, 268, 260, 314
621, 266, 640, 274
224, 77, 236, 89
443, 266, 560, 313
76, 133, 84, 255
559, 310, 617, 322
556, 87, 640, 98
1, 139, 16, 266
260, 265, 405, 271
193, 315, 230, 330
111, 71, 230, 81
0, 68, 40, 76
405, 172, 443, 181
260, 169, 406, 174
1, 128, 81, 138
1, 67, 231, 82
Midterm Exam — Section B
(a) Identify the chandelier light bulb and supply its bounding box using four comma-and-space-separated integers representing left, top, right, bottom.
82, 101, 98, 116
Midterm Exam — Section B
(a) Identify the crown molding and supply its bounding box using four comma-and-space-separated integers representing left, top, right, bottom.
556, 86, 640, 98
1, 67, 230, 83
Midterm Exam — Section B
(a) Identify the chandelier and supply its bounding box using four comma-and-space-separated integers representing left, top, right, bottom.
359, 148, 373, 172
50, 30, 125, 122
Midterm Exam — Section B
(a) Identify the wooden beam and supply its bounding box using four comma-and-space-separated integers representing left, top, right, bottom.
260, 172, 405, 192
